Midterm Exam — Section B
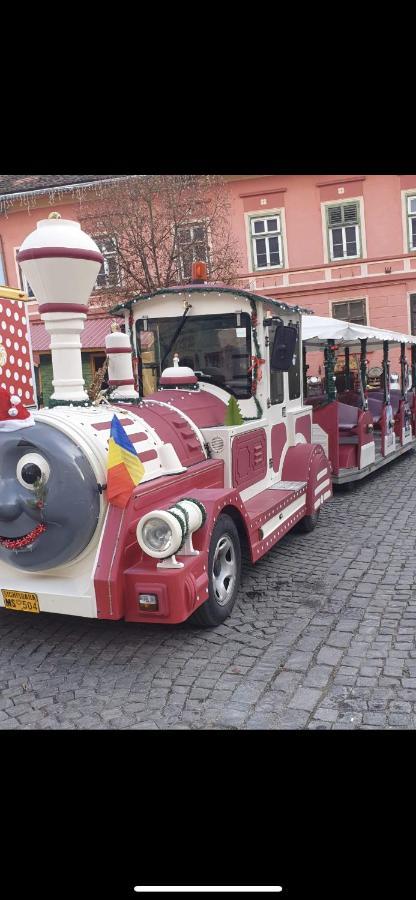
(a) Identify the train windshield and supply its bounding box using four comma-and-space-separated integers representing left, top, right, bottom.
136, 312, 252, 399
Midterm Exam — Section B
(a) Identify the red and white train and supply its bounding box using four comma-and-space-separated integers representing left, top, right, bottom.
1, 216, 415, 626
0, 216, 332, 626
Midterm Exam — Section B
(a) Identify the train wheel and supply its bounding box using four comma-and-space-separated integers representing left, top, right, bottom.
191, 514, 241, 628
297, 508, 321, 533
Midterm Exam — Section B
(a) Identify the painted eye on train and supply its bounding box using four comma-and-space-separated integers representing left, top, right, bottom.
16, 453, 50, 490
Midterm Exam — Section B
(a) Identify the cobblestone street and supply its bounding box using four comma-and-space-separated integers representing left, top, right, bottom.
1, 450, 416, 730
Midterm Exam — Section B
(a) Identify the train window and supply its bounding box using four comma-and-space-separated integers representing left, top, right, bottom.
288, 328, 300, 399
268, 321, 284, 405
136, 312, 252, 399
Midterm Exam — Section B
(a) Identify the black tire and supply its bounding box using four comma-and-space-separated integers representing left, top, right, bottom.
297, 508, 321, 533
190, 514, 241, 628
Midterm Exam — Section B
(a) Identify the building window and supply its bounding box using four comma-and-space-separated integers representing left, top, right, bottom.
177, 222, 209, 280
332, 299, 367, 325
327, 202, 361, 261
406, 196, 416, 251
410, 295, 416, 333
15, 249, 35, 299
250, 215, 283, 270
94, 237, 120, 289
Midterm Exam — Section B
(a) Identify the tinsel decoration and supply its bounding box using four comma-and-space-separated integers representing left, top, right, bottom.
0, 523, 46, 550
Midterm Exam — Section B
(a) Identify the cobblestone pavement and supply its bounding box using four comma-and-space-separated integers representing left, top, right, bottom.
2, 451, 416, 730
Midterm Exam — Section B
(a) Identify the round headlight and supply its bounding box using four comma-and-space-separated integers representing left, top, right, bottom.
142, 517, 173, 553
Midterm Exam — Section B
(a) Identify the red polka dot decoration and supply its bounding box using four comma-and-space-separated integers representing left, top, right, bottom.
0, 296, 35, 406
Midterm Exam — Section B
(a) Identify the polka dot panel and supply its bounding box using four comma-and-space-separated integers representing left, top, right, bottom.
0, 297, 35, 404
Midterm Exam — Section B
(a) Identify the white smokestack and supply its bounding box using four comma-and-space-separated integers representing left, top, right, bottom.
17, 215, 103, 404
105, 325, 139, 400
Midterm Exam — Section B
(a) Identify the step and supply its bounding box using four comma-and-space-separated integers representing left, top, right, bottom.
245, 483, 307, 532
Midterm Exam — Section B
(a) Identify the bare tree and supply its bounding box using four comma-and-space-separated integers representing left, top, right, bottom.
79, 175, 241, 306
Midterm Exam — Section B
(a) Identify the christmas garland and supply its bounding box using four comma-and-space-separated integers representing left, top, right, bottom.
168, 509, 187, 549
48, 398, 92, 408
181, 498, 207, 527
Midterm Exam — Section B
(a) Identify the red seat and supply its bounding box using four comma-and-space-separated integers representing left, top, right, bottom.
338, 402, 359, 431
367, 396, 383, 425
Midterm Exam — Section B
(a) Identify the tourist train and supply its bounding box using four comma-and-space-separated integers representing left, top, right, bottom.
0, 216, 413, 625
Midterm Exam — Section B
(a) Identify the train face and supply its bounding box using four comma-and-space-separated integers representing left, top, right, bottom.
0, 421, 100, 571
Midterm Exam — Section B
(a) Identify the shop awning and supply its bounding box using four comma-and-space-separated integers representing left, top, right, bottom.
301, 314, 416, 349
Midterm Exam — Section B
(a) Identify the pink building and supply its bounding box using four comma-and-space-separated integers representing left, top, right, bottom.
226, 174, 416, 374
2, 174, 416, 389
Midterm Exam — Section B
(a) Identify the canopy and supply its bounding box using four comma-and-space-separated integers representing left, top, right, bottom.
301, 314, 416, 349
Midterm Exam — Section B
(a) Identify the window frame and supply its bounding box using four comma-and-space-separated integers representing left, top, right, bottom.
136, 311, 253, 399
331, 298, 367, 326
409, 293, 416, 334
325, 201, 362, 262
406, 193, 416, 252
325, 198, 363, 263
249, 213, 284, 271
176, 221, 211, 282
93, 235, 121, 291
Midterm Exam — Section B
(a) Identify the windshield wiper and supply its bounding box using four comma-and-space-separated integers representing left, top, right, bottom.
160, 303, 192, 371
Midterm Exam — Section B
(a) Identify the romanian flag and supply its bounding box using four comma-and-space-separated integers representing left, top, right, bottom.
107, 415, 145, 508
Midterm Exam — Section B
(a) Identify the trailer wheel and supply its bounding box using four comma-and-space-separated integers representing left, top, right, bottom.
191, 514, 241, 628
297, 508, 320, 533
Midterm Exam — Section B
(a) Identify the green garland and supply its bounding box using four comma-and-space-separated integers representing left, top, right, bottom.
181, 498, 207, 527
168, 509, 187, 549
48, 398, 92, 408
111, 284, 311, 316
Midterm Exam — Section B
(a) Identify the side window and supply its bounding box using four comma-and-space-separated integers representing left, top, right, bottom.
269, 321, 284, 404
288, 328, 300, 400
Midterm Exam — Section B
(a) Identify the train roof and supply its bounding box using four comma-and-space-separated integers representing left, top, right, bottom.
111, 283, 313, 316
302, 313, 416, 348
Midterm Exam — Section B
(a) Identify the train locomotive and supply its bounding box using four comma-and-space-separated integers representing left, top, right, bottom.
0, 216, 332, 626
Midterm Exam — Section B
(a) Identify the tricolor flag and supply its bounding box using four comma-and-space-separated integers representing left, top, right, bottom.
107, 415, 145, 508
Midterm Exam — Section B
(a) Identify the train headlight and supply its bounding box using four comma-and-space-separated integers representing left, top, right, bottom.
136, 499, 207, 561
142, 517, 173, 553
137, 510, 183, 559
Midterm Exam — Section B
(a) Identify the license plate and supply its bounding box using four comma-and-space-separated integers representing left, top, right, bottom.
1, 590, 40, 613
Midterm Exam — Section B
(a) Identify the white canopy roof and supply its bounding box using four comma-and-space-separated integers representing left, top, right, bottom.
301, 314, 416, 348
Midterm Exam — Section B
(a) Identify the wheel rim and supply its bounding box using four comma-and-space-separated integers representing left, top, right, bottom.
211, 533, 236, 607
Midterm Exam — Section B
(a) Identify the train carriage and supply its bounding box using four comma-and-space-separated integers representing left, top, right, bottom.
302, 314, 416, 484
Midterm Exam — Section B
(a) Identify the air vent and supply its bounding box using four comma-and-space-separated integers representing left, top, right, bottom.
210, 436, 225, 453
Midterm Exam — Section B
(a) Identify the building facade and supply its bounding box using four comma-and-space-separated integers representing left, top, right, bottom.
2, 173, 416, 394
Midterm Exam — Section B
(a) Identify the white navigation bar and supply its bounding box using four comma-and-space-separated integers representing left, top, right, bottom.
134, 889, 283, 894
